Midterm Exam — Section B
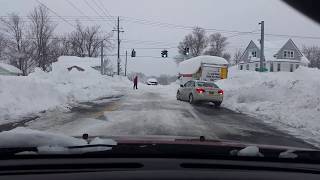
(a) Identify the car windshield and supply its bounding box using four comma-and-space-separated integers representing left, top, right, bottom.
0, 0, 319, 159
197, 82, 219, 88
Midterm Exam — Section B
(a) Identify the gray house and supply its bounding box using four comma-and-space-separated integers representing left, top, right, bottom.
0, 63, 23, 76
238, 39, 309, 72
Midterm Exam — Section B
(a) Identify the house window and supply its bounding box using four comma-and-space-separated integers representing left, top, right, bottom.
270, 63, 273, 72
255, 63, 258, 68
252, 51, 257, 57
296, 64, 299, 69
240, 65, 243, 70
284, 50, 294, 59
246, 64, 249, 70
290, 64, 293, 72
277, 63, 281, 71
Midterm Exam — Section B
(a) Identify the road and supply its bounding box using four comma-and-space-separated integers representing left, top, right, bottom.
0, 85, 315, 149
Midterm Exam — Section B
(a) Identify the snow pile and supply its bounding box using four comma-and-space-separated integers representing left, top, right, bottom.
178, 56, 229, 74
0, 75, 68, 122
53, 56, 100, 73
0, 56, 131, 124
0, 127, 116, 154
237, 146, 263, 157
0, 127, 86, 148
216, 66, 320, 145
0, 62, 23, 74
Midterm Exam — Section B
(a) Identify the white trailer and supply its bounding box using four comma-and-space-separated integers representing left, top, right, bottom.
178, 56, 229, 85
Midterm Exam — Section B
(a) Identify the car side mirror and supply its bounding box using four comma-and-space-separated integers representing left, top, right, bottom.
180, 84, 183, 87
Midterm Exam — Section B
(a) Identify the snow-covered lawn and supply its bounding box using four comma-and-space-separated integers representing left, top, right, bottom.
0, 56, 131, 124
216, 66, 320, 146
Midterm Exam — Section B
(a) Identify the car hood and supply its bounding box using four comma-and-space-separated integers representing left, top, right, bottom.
82, 135, 317, 152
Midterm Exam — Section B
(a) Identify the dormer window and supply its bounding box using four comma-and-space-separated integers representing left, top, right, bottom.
284, 50, 294, 59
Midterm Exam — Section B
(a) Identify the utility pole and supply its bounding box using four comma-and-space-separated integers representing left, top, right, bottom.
259, 21, 264, 72
100, 41, 104, 75
125, 50, 128, 76
113, 16, 124, 75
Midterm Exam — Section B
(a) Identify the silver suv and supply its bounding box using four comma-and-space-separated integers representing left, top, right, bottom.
177, 80, 223, 107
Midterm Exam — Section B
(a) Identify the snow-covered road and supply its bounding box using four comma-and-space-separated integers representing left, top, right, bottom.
3, 84, 314, 149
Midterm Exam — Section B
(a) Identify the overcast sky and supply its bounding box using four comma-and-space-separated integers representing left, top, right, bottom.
1, 0, 320, 76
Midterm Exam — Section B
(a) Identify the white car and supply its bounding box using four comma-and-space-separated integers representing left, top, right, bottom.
146, 78, 158, 85
177, 80, 223, 107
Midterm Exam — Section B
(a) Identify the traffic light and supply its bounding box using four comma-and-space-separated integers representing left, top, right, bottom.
131, 49, 136, 57
161, 50, 168, 58
184, 47, 189, 55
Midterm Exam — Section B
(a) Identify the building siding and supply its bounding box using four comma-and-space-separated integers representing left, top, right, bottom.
275, 40, 301, 60
239, 61, 300, 72
240, 41, 260, 63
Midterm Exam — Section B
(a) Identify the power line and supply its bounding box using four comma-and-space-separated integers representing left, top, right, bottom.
83, 0, 113, 28
3, 11, 320, 41
92, 0, 114, 25
83, 0, 102, 16
226, 29, 260, 38
121, 39, 177, 46
104, 54, 169, 59
120, 16, 257, 34
124, 47, 177, 50
65, 0, 92, 22
35, 0, 75, 28
97, 0, 114, 19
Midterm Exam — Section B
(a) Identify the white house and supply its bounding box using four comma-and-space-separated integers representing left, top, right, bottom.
0, 63, 23, 76
238, 39, 309, 72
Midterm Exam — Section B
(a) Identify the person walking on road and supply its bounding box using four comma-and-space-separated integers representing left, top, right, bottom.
133, 75, 138, 90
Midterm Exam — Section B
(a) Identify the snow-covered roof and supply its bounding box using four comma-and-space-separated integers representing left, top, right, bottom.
147, 78, 158, 82
53, 56, 100, 72
254, 39, 288, 60
178, 55, 229, 74
0, 63, 22, 74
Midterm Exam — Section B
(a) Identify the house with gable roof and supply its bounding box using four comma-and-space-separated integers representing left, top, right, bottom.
238, 39, 309, 72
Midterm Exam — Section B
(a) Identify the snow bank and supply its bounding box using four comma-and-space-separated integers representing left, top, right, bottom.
216, 66, 320, 146
0, 56, 131, 124
0, 62, 23, 74
53, 56, 100, 72
178, 56, 228, 74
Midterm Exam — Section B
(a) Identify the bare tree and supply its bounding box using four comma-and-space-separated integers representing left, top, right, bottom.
302, 45, 320, 68
204, 33, 228, 57
222, 53, 231, 62
0, 33, 6, 61
0, 13, 33, 75
68, 22, 112, 57
176, 27, 208, 63
28, 5, 55, 71
232, 48, 243, 65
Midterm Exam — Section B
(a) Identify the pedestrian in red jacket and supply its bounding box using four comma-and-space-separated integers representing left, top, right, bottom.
133, 76, 138, 90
